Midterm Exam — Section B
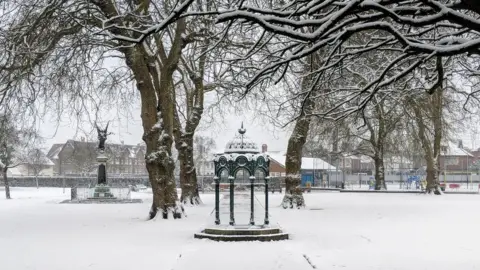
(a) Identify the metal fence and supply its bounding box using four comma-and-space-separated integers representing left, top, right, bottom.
316, 173, 480, 188
4, 176, 148, 188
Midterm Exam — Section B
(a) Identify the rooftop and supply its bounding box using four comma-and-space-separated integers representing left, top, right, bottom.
269, 154, 338, 171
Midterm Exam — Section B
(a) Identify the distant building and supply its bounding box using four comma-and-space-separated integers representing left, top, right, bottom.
267, 150, 337, 186
7, 150, 55, 177
47, 139, 147, 176
7, 162, 55, 177
439, 142, 474, 173
196, 154, 215, 176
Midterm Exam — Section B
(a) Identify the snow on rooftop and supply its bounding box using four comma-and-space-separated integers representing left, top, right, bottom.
443, 142, 473, 157
269, 154, 337, 171
49, 145, 63, 159
128, 148, 136, 159
6, 167, 22, 176
42, 159, 55, 166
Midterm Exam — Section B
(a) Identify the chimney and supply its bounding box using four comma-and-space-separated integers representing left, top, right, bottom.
262, 144, 268, 153
81, 137, 85, 142
121, 140, 124, 145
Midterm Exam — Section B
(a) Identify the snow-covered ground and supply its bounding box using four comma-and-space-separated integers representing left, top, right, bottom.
1, 187, 480, 270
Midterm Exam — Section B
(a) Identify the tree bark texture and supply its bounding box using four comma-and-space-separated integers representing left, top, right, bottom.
282, 50, 326, 208
410, 90, 443, 195
364, 98, 393, 191
172, 33, 210, 206
89, 0, 190, 218
176, 134, 201, 205
373, 155, 386, 190
3, 169, 11, 199
282, 59, 320, 208
282, 115, 310, 208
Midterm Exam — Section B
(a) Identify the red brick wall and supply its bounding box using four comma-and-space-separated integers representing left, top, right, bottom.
438, 156, 475, 171
269, 159, 286, 175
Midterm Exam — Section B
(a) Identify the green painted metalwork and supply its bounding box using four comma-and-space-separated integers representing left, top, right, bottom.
213, 124, 270, 226
214, 176, 220, 225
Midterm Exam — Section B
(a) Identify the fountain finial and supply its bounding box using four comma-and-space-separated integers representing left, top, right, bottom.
238, 122, 246, 135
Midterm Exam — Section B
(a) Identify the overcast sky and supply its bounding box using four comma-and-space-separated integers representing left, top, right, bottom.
39, 100, 480, 154
38, 77, 480, 154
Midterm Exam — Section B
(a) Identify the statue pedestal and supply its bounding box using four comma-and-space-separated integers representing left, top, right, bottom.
88, 151, 116, 200
89, 184, 116, 199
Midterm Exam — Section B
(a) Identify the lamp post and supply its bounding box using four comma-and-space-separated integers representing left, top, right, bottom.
229, 175, 235, 226
214, 176, 220, 225
264, 176, 269, 225
249, 176, 255, 225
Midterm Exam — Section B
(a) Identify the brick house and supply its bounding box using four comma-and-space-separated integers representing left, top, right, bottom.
438, 142, 474, 173
263, 144, 337, 186
47, 139, 147, 176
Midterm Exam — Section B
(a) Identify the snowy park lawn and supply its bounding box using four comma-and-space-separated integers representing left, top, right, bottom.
1, 188, 480, 270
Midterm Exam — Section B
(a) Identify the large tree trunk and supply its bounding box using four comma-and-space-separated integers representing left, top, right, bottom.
3, 169, 11, 199
172, 54, 207, 205
366, 98, 389, 191
373, 154, 386, 190
143, 111, 182, 219
125, 45, 183, 219
282, 51, 320, 208
84, 0, 188, 218
425, 156, 441, 194
427, 85, 443, 194
282, 119, 309, 209
177, 135, 201, 205
410, 85, 443, 195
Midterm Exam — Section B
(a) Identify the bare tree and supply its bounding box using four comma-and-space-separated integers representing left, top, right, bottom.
214, 1, 480, 126
0, 113, 37, 199
0, 0, 207, 218
193, 135, 216, 174
281, 49, 326, 208
24, 148, 51, 188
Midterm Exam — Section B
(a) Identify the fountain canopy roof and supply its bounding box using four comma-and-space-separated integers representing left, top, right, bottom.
224, 123, 260, 154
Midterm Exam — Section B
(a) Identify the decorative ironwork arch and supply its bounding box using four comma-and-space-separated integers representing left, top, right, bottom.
213, 124, 270, 226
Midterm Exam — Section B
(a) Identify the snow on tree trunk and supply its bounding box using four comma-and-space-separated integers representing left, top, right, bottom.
365, 97, 392, 191
409, 76, 443, 195
89, 0, 189, 218
282, 54, 319, 208
374, 155, 386, 190
145, 125, 183, 220
124, 45, 184, 219
425, 156, 441, 195
172, 54, 207, 206
3, 169, 11, 199
178, 136, 201, 205
282, 108, 311, 209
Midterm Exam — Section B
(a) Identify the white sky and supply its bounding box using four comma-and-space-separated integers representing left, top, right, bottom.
38, 76, 480, 154
39, 99, 480, 154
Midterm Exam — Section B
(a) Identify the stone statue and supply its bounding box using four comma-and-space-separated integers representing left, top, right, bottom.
94, 121, 113, 188
95, 121, 112, 152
